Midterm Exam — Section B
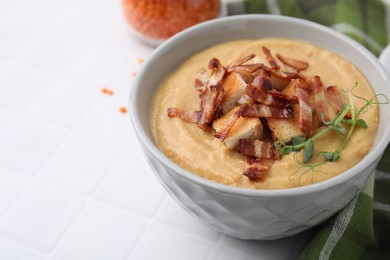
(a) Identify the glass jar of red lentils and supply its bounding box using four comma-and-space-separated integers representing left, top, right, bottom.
122, 0, 221, 45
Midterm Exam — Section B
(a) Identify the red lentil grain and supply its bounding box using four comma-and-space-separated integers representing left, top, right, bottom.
119, 106, 128, 113
137, 58, 144, 64
101, 88, 114, 95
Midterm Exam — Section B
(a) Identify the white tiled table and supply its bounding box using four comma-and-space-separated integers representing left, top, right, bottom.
0, 0, 316, 259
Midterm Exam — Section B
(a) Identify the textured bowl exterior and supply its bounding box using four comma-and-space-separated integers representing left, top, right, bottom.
130, 15, 390, 240
142, 145, 379, 240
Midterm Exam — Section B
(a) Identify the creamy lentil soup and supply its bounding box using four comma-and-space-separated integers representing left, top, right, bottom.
150, 38, 378, 189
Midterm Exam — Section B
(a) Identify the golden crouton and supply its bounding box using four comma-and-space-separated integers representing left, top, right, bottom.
221, 72, 247, 113
213, 107, 263, 149
267, 80, 304, 142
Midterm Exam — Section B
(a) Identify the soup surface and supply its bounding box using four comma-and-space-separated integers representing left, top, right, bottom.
150, 38, 378, 189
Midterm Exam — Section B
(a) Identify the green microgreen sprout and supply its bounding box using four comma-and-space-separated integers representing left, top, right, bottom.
288, 153, 329, 186
275, 83, 390, 185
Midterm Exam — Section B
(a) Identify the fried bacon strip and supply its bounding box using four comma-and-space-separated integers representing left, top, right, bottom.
194, 69, 209, 101
267, 68, 300, 80
262, 46, 279, 69
237, 139, 281, 159
208, 58, 226, 85
167, 108, 202, 123
325, 86, 343, 113
226, 63, 264, 74
264, 68, 300, 91
245, 155, 264, 165
244, 164, 268, 180
214, 84, 225, 119
173, 57, 225, 129
199, 84, 224, 127
310, 77, 345, 125
276, 53, 309, 71
214, 103, 293, 140
245, 84, 291, 107
295, 87, 313, 137
214, 109, 242, 140
243, 157, 272, 181
310, 76, 330, 124
240, 104, 293, 119
227, 54, 256, 68
225, 54, 264, 73
251, 71, 273, 91
198, 58, 226, 127
293, 76, 313, 90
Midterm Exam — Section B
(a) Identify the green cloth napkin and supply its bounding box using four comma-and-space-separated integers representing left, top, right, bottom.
226, 0, 390, 258
236, 0, 389, 56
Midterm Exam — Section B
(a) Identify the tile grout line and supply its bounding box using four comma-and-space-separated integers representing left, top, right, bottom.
0, 3, 169, 258
37, 138, 144, 256
32, 127, 127, 256
154, 219, 222, 246
0, 25, 151, 254
125, 194, 171, 259
0, 180, 87, 257
0, 9, 82, 253
0, 101, 124, 257
0, 115, 75, 224
27, 154, 128, 257
0, 236, 49, 258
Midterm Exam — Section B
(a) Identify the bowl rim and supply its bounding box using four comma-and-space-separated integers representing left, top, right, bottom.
130, 14, 390, 197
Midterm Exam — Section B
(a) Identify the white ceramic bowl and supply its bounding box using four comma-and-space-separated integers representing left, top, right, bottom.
130, 15, 390, 240
380, 44, 390, 74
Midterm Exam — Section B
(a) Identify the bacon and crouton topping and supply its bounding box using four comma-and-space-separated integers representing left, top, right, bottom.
167, 47, 346, 181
